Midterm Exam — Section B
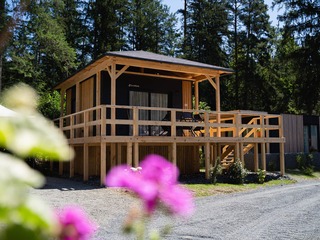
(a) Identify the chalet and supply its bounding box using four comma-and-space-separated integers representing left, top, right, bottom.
53, 51, 285, 185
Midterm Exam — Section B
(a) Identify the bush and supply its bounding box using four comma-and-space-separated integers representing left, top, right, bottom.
257, 169, 266, 184
225, 158, 247, 184
296, 153, 314, 175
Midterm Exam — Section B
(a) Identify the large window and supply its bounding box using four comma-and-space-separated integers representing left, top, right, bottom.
304, 125, 318, 152
129, 91, 168, 136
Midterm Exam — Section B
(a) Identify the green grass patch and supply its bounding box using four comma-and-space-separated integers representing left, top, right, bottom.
286, 169, 320, 180
183, 179, 296, 197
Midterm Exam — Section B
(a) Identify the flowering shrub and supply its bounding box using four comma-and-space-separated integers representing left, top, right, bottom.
0, 84, 96, 240
57, 206, 97, 240
105, 154, 194, 239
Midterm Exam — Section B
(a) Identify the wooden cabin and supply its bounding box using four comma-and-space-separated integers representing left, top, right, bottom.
54, 51, 285, 185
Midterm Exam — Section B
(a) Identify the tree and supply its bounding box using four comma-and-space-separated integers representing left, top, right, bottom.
3, 0, 77, 91
274, 0, 320, 114
126, 0, 178, 55
227, 0, 275, 111
181, 0, 230, 109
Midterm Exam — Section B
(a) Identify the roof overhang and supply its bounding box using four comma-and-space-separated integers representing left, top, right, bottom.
55, 51, 234, 90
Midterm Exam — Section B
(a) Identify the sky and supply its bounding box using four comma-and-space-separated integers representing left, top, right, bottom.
162, 0, 283, 27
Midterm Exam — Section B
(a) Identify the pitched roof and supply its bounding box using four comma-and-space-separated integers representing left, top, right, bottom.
106, 51, 234, 73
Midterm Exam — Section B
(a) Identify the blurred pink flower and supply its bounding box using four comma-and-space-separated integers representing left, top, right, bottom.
105, 154, 194, 217
57, 206, 97, 240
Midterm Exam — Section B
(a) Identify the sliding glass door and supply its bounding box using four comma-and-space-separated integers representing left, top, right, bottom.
129, 91, 168, 136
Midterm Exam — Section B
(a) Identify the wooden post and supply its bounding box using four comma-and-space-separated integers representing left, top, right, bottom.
279, 115, 285, 175
215, 76, 221, 137
59, 117, 64, 176
261, 143, 266, 171
235, 143, 240, 160
100, 142, 106, 185
133, 107, 138, 136
101, 107, 106, 136
83, 143, 89, 181
171, 142, 177, 166
134, 142, 139, 167
117, 143, 122, 165
205, 142, 210, 179
70, 144, 74, 178
59, 161, 63, 176
110, 143, 116, 168
240, 143, 244, 166
110, 62, 116, 136
280, 143, 285, 175
127, 142, 133, 166
171, 110, 176, 136
254, 143, 259, 172
195, 81, 199, 110
96, 72, 101, 135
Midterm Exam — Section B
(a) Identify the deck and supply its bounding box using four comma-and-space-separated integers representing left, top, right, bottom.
54, 105, 285, 184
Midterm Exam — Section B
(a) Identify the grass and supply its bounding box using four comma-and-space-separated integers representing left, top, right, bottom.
181, 170, 320, 198
183, 179, 295, 197
286, 169, 320, 181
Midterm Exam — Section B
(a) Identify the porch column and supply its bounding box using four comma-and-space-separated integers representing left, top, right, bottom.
83, 143, 89, 181
280, 143, 285, 175
171, 142, 177, 166
134, 142, 139, 167
100, 142, 106, 186
261, 143, 266, 171
205, 142, 210, 179
194, 81, 199, 110
117, 144, 122, 165
70, 147, 74, 178
110, 62, 116, 136
110, 143, 116, 168
239, 143, 244, 166
127, 142, 133, 166
96, 72, 101, 134
254, 143, 259, 172
215, 76, 221, 137
279, 115, 285, 175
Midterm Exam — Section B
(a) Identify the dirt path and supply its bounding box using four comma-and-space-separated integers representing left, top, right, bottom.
31, 177, 320, 239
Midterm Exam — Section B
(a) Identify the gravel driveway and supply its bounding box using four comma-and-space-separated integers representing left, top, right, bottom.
31, 177, 320, 240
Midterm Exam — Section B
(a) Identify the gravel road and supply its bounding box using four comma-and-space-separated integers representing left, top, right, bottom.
31, 177, 320, 240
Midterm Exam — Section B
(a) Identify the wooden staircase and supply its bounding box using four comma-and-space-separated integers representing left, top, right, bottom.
220, 118, 259, 168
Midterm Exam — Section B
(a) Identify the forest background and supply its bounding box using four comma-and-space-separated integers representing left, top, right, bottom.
0, 0, 319, 119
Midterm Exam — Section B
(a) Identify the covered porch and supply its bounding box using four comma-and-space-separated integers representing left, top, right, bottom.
53, 51, 285, 185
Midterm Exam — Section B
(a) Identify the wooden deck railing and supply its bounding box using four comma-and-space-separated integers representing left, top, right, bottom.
54, 105, 284, 144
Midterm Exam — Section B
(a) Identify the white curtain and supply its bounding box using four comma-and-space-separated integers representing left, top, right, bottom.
129, 91, 168, 136
129, 91, 149, 135
150, 93, 168, 135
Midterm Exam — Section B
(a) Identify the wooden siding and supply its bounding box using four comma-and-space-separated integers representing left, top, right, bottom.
282, 114, 304, 153
182, 81, 192, 109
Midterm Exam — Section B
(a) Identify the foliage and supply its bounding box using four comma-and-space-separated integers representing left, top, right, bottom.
210, 157, 222, 184
257, 169, 266, 184
1, 0, 320, 116
0, 84, 96, 240
38, 91, 61, 120
296, 153, 314, 176
225, 158, 247, 184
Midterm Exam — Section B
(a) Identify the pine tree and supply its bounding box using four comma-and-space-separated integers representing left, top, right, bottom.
274, 0, 320, 114
126, 0, 178, 55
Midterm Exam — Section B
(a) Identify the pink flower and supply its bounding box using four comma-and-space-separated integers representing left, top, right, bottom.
105, 154, 194, 217
57, 206, 97, 240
